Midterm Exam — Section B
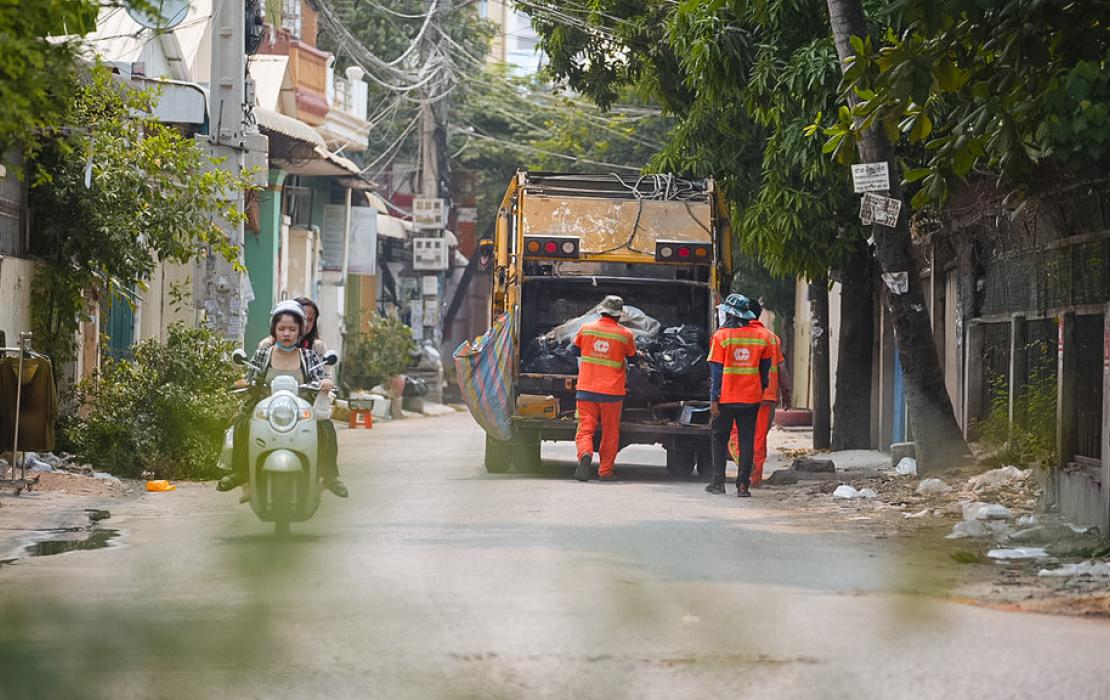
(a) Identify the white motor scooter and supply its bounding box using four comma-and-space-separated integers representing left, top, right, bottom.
218, 349, 338, 536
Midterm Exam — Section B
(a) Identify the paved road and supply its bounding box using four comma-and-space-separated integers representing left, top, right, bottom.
2, 413, 1110, 699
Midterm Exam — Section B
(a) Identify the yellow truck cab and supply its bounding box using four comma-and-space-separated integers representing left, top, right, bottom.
484, 171, 733, 476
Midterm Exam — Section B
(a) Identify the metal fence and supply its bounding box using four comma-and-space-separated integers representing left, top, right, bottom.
981, 238, 1110, 316
981, 322, 1011, 413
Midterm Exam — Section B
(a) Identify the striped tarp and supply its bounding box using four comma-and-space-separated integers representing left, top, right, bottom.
453, 312, 515, 441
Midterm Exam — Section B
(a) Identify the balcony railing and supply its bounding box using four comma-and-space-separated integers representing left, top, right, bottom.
330, 67, 368, 121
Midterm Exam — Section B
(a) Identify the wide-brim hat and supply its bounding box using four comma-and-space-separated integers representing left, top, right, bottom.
598, 295, 624, 316
718, 293, 756, 320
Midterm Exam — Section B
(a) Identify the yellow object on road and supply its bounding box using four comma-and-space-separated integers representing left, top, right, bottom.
146, 480, 176, 492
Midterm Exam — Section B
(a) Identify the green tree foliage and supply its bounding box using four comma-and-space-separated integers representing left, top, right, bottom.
0, 0, 98, 157
975, 370, 1057, 468
63, 322, 241, 479
28, 66, 254, 366
822, 0, 1110, 207
525, 0, 867, 280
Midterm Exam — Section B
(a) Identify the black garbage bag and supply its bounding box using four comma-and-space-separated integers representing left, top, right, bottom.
403, 375, 430, 397
650, 325, 709, 382
626, 364, 665, 403
521, 336, 578, 375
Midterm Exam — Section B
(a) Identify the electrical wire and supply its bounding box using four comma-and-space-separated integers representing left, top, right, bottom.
453, 125, 643, 172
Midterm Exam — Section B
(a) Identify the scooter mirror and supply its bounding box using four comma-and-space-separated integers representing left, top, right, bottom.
231, 349, 248, 365
323, 351, 339, 366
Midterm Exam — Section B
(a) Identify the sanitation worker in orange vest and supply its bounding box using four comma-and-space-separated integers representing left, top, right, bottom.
572, 295, 637, 482
706, 293, 772, 498
728, 298, 791, 487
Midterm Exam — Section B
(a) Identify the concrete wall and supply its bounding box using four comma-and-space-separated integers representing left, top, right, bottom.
137, 261, 196, 343
0, 256, 35, 346
790, 279, 841, 412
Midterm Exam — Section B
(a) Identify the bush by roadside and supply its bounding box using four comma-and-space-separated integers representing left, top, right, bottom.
62, 323, 239, 480
342, 312, 415, 392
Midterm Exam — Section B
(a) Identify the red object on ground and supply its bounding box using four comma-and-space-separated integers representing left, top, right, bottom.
350, 409, 373, 429
575, 400, 623, 477
774, 408, 812, 427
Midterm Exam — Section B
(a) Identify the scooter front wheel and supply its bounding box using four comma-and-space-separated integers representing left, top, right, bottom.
270, 472, 295, 538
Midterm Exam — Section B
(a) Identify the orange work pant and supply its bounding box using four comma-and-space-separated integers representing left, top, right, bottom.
729, 402, 774, 485
576, 400, 623, 477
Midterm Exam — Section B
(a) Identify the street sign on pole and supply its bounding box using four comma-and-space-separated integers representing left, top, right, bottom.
859, 192, 902, 228
851, 162, 891, 193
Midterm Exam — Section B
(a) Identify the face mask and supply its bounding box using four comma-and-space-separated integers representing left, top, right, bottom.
275, 340, 299, 352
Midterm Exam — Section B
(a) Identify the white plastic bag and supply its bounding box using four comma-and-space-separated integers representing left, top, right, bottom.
895, 457, 918, 476
832, 485, 877, 500
548, 304, 661, 344
961, 502, 1014, 521
313, 391, 334, 420
916, 478, 952, 496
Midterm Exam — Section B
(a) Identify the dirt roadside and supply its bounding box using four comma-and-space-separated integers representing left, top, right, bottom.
0, 469, 142, 563
758, 428, 1110, 619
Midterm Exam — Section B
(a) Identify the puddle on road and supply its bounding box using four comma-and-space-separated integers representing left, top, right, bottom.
24, 528, 120, 557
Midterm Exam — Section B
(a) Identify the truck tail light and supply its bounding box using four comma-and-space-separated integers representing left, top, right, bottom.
656, 241, 711, 263
524, 236, 579, 259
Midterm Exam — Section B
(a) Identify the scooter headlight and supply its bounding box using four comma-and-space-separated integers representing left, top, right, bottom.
268, 396, 299, 433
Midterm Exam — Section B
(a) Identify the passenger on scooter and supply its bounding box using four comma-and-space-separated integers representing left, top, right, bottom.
254, 297, 347, 497
217, 302, 341, 494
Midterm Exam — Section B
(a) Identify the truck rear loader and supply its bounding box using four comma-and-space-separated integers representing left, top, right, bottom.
482, 171, 733, 476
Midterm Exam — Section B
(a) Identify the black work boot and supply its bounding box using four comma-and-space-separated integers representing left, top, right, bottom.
736, 483, 752, 498
705, 481, 726, 494
575, 454, 592, 482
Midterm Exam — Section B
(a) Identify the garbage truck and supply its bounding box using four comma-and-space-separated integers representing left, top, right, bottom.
480, 171, 733, 476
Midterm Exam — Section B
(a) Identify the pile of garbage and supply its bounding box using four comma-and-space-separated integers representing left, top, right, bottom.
0, 452, 123, 487
520, 305, 710, 400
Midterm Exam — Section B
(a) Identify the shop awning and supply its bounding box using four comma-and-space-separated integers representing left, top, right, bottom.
256, 106, 326, 148
367, 192, 413, 240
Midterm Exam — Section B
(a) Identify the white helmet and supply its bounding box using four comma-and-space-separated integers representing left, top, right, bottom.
271, 300, 306, 323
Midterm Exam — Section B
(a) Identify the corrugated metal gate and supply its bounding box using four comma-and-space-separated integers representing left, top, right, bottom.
1074, 314, 1105, 460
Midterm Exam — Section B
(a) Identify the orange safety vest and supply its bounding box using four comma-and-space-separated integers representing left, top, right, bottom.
574, 317, 636, 396
747, 320, 784, 402
708, 324, 770, 404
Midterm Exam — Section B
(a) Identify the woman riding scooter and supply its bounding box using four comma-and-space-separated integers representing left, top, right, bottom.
253, 297, 347, 497
217, 301, 345, 495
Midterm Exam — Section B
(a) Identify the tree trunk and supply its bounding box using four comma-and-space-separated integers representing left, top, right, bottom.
825, 0, 969, 470
832, 240, 874, 449
811, 280, 831, 449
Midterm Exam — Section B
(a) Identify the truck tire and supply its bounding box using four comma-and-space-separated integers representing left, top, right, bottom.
485, 436, 513, 473
665, 448, 696, 477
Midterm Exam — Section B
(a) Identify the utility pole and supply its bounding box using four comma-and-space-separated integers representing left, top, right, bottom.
418, 0, 450, 350
203, 0, 268, 342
